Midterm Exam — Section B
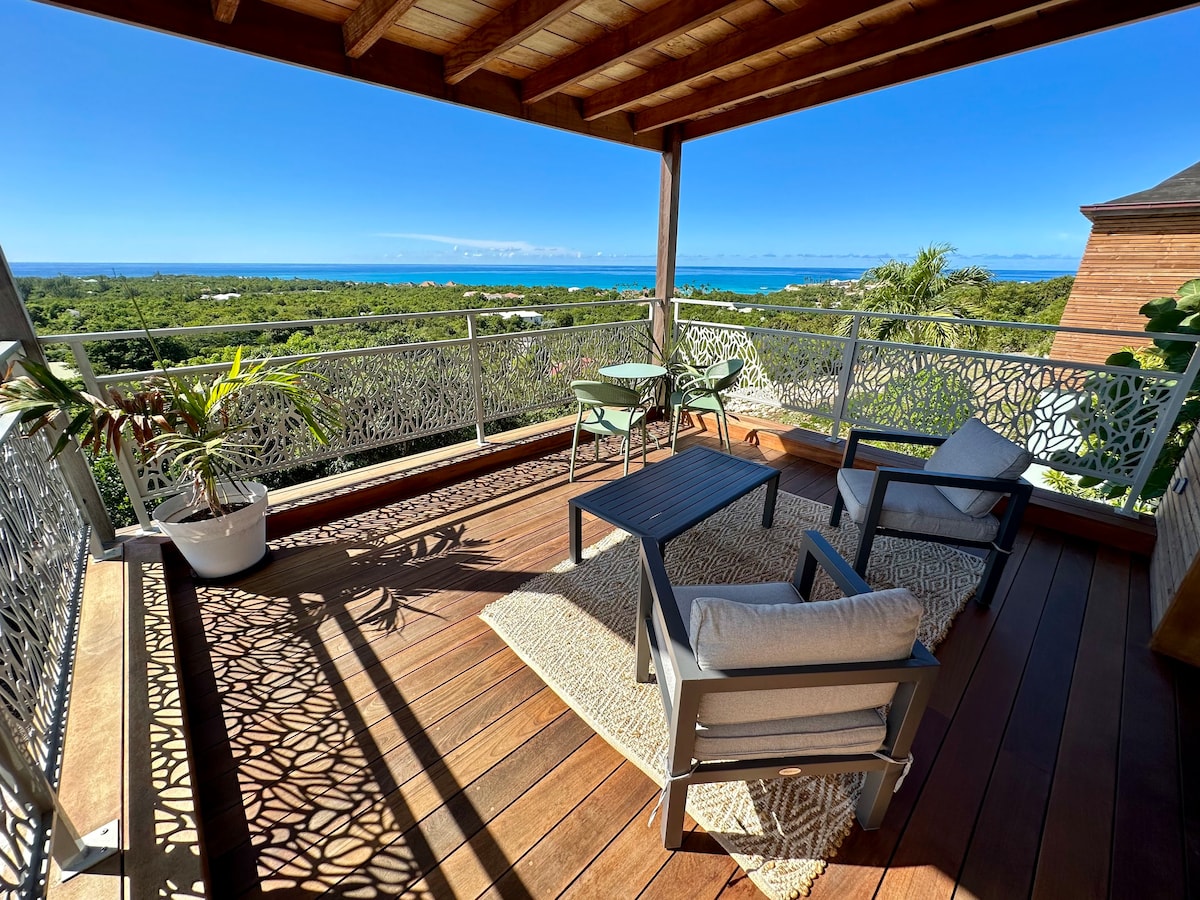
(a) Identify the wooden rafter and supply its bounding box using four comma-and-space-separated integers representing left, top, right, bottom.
210, 0, 238, 24
343, 0, 419, 59
582, 0, 895, 122
635, 0, 1060, 133
443, 0, 582, 86
521, 0, 747, 105
681, 0, 1200, 140
37, 0, 663, 149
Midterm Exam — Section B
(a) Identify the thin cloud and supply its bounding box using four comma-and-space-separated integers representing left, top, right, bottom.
377, 232, 579, 256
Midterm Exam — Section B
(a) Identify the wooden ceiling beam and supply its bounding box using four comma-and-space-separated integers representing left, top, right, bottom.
682, 0, 1200, 140
635, 0, 1060, 133
521, 0, 746, 105
582, 0, 895, 122
37, 0, 663, 149
211, 0, 238, 25
443, 0, 582, 86
343, 0, 419, 59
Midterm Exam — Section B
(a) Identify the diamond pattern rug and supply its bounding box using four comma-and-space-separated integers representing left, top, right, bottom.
480, 488, 984, 899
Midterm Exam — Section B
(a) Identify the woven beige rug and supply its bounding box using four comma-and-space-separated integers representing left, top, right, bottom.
480, 488, 984, 899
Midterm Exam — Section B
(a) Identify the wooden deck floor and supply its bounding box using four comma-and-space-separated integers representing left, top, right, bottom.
169, 429, 1195, 899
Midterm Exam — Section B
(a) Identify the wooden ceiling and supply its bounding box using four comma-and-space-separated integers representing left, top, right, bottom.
41, 0, 1200, 149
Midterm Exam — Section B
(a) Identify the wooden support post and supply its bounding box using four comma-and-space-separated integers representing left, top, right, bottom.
653, 127, 682, 364
0, 246, 117, 550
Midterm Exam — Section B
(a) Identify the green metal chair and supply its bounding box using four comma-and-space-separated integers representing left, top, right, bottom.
569, 380, 649, 482
669, 358, 744, 453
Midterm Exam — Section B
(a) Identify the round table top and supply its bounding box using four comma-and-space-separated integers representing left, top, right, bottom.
598, 362, 667, 380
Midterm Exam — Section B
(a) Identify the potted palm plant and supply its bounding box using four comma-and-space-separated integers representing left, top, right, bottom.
0, 336, 339, 578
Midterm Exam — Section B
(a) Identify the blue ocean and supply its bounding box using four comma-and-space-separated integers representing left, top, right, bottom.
9, 262, 1074, 293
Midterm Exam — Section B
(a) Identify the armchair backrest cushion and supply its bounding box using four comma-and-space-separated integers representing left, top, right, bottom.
688, 588, 922, 726
925, 418, 1032, 516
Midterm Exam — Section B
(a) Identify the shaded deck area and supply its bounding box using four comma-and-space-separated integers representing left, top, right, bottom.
169, 428, 1196, 899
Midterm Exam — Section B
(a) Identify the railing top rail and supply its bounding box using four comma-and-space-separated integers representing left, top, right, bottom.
672, 297, 1200, 344
678, 317, 1176, 378
855, 336, 1187, 379
90, 317, 645, 384
0, 340, 22, 367
39, 298, 651, 344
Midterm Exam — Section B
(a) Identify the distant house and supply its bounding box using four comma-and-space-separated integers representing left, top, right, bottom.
1051, 161, 1200, 363
486, 309, 543, 325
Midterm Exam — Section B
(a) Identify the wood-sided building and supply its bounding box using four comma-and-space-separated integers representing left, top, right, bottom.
1052, 160, 1200, 363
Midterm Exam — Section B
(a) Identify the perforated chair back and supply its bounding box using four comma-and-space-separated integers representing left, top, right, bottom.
571, 380, 641, 408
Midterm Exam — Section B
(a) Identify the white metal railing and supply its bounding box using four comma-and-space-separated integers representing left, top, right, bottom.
41, 302, 653, 527
0, 341, 115, 891
674, 299, 1200, 515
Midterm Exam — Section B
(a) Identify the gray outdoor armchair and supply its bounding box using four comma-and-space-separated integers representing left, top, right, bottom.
638, 530, 939, 850
829, 418, 1034, 608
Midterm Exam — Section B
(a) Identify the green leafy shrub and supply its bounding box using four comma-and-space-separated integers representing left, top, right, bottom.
847, 368, 976, 435
1050, 278, 1200, 504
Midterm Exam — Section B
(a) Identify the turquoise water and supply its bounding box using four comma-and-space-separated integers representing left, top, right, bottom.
10, 262, 1074, 293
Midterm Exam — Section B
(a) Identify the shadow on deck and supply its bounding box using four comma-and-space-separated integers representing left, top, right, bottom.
163, 424, 1196, 900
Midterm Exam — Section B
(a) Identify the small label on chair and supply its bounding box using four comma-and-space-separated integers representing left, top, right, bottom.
779, 767, 803, 776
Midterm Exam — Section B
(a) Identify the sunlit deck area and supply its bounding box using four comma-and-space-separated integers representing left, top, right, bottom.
151, 425, 1195, 900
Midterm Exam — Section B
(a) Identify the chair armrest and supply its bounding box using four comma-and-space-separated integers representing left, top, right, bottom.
639, 538, 704, 683
792, 530, 869, 599
842, 427, 947, 468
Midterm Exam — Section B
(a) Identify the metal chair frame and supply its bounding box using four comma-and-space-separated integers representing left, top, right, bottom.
829, 428, 1034, 607
638, 530, 939, 849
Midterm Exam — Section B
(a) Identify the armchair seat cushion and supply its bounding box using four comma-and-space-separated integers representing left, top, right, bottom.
836, 468, 1000, 544
694, 708, 886, 761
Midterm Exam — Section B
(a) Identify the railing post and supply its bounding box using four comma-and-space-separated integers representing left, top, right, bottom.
0, 713, 120, 883
829, 313, 861, 443
65, 339, 157, 532
0, 247, 117, 551
1121, 347, 1200, 515
466, 313, 487, 446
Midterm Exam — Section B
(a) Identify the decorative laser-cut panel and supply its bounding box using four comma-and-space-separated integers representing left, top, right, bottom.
676, 322, 846, 418
844, 343, 1183, 484
480, 320, 651, 420
675, 321, 1187, 487
0, 422, 88, 895
106, 342, 479, 502
103, 320, 653, 504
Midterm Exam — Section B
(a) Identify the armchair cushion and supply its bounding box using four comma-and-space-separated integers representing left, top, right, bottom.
836, 468, 1001, 542
672, 586, 922, 726
925, 418, 1032, 516
694, 708, 887, 760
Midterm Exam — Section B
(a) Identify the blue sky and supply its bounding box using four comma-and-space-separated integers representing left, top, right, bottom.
1, 0, 1198, 270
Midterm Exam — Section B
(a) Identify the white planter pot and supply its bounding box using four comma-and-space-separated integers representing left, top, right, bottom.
152, 481, 269, 579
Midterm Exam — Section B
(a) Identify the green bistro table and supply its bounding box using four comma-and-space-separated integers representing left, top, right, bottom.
599, 362, 668, 449
598, 362, 668, 381
568, 445, 780, 681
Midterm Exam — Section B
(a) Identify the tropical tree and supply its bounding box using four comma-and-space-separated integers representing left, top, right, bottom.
848, 243, 992, 346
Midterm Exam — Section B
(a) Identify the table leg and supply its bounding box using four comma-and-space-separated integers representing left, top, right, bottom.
569, 502, 583, 564
762, 472, 780, 528
634, 541, 662, 683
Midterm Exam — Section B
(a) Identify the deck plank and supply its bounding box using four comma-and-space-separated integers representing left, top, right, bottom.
874, 529, 1065, 899
1110, 556, 1186, 898
1030, 546, 1130, 900
171, 434, 1190, 900
957, 536, 1095, 897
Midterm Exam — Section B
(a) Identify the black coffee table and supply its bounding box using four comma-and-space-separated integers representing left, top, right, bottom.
568, 446, 780, 680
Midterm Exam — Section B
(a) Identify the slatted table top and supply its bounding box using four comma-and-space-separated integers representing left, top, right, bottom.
569, 446, 779, 558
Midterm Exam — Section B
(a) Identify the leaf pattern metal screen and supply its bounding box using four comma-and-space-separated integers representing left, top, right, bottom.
0, 420, 88, 894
